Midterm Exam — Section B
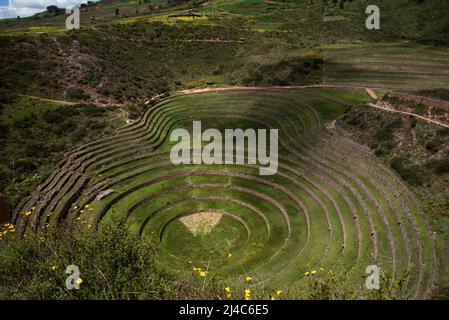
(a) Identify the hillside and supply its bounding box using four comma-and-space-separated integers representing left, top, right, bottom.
1, 0, 449, 105
1, 0, 449, 300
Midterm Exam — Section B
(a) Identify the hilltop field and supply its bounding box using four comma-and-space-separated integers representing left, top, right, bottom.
0, 0, 449, 299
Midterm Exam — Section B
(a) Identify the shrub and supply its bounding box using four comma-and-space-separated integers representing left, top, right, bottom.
390, 157, 404, 171
425, 137, 443, 153
68, 89, 91, 101
127, 104, 146, 120
42, 110, 64, 124
0, 222, 221, 300
348, 118, 361, 126
78, 104, 105, 117
425, 158, 449, 174
412, 103, 427, 115
436, 128, 449, 137
14, 158, 38, 173
0, 124, 8, 137
374, 128, 391, 141
390, 157, 424, 186
399, 165, 424, 186
0, 89, 17, 105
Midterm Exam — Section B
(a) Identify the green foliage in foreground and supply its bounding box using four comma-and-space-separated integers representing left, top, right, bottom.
0, 223, 221, 299
0, 221, 411, 300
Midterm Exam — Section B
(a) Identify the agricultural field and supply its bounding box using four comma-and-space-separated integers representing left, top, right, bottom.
1, 0, 449, 302
324, 42, 449, 90
10, 89, 437, 298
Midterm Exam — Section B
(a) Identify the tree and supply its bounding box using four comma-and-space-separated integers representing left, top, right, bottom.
46, 5, 65, 16
46, 5, 58, 12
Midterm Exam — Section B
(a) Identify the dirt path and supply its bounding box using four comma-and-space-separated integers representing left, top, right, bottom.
368, 103, 449, 128
366, 88, 379, 100
178, 84, 373, 95
18, 94, 78, 106
18, 94, 128, 108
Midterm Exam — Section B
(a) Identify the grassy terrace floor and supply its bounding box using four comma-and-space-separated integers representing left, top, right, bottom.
11, 88, 437, 298
324, 42, 449, 90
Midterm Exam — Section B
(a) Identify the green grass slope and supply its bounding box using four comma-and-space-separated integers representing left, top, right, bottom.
324, 42, 449, 90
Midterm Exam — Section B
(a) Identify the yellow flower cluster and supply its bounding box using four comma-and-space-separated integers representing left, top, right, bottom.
75, 203, 94, 213
19, 206, 36, 217
75, 217, 92, 229
224, 287, 231, 298
193, 267, 207, 277
0, 223, 16, 240
304, 267, 326, 277
304, 269, 317, 276
270, 290, 283, 300
244, 289, 251, 300
74, 203, 95, 229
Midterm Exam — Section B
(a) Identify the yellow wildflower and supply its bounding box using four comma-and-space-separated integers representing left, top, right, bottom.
244, 276, 252, 282
276, 290, 282, 296
311, 270, 317, 275
198, 271, 206, 277
225, 287, 231, 293
51, 265, 58, 271
305, 271, 310, 276
75, 277, 83, 285
227, 253, 232, 258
